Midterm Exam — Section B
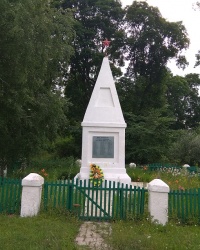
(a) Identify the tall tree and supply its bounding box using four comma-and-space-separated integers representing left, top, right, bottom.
61, 0, 126, 121
166, 73, 200, 129
55, 0, 126, 157
125, 1, 189, 112
115, 1, 190, 164
124, 110, 174, 164
0, 0, 74, 172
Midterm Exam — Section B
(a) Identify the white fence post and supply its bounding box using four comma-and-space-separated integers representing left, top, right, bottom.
148, 179, 170, 225
20, 173, 44, 217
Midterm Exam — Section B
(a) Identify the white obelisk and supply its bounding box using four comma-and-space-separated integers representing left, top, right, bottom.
76, 56, 131, 185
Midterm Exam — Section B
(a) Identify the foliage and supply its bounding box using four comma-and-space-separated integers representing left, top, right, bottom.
0, 0, 74, 173
50, 136, 80, 158
125, 1, 189, 78
124, 1, 189, 112
159, 169, 200, 190
0, 0, 196, 167
115, 1, 191, 163
127, 164, 200, 190
57, 0, 126, 157
61, 0, 125, 120
10, 157, 80, 180
166, 73, 200, 129
168, 129, 200, 165
195, 50, 200, 67
125, 110, 174, 164
54, 0, 191, 164
127, 166, 152, 183
194, 0, 200, 67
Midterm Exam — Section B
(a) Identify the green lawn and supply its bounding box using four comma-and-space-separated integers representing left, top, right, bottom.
106, 220, 200, 250
0, 211, 81, 250
1, 210, 200, 250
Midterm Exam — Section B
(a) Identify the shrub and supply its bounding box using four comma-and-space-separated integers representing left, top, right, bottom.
10, 156, 80, 180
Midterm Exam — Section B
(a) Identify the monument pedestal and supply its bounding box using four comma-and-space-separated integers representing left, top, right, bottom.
76, 165, 131, 186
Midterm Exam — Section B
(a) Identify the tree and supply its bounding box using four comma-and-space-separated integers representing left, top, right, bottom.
124, 1, 189, 112
53, 0, 126, 157
60, 0, 126, 121
0, 0, 74, 173
125, 109, 174, 164
114, 2, 191, 164
194, 2, 200, 67
168, 129, 200, 165
55, 0, 191, 163
166, 73, 200, 129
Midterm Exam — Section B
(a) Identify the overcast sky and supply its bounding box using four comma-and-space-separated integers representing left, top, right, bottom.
121, 0, 200, 76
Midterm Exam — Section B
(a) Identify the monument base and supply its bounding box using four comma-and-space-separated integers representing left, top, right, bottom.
74, 172, 131, 187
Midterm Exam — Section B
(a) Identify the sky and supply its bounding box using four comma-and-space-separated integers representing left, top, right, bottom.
121, 0, 200, 76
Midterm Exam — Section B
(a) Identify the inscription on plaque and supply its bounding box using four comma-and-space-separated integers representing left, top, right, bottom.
92, 136, 114, 158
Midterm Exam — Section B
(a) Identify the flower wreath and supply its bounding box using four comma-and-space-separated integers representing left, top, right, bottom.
89, 163, 104, 186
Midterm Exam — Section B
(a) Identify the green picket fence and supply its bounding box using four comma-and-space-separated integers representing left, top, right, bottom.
147, 163, 200, 176
0, 177, 22, 214
43, 179, 147, 221
147, 163, 181, 171
168, 188, 200, 222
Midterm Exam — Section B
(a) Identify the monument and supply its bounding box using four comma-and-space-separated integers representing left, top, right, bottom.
75, 45, 131, 185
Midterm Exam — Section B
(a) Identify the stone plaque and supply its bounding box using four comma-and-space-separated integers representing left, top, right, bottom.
92, 136, 114, 158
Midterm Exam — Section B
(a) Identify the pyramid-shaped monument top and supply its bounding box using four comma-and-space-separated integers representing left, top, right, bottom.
82, 57, 126, 128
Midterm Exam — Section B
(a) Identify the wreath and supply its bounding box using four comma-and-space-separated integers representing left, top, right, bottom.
89, 163, 104, 187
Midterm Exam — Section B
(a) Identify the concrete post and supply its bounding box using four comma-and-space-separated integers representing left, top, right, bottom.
148, 179, 170, 225
20, 173, 44, 217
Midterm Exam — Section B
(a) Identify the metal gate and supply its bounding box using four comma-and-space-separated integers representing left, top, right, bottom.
43, 179, 147, 221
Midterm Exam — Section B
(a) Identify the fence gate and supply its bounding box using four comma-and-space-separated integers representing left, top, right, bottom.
43, 179, 147, 221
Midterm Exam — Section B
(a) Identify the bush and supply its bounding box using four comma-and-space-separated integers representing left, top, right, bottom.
168, 130, 200, 165
126, 166, 153, 182
51, 136, 80, 158
10, 156, 80, 180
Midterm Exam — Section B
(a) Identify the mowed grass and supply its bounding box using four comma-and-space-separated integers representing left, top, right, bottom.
106, 220, 200, 250
0, 211, 81, 250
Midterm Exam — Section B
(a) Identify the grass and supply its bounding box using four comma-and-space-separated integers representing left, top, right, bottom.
127, 166, 152, 183
2, 212, 200, 250
105, 219, 200, 250
0, 210, 81, 250
127, 166, 200, 190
